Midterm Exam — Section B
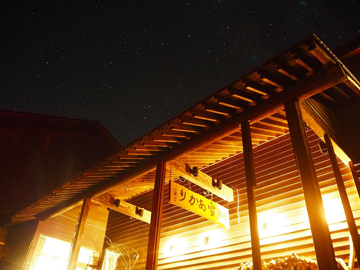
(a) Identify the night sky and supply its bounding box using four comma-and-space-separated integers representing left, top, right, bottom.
1, 1, 359, 145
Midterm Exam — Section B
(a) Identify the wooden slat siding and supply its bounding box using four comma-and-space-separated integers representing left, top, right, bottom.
105, 130, 360, 269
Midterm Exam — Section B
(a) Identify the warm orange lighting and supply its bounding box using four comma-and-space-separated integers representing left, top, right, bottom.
258, 211, 288, 238
32, 236, 71, 270
198, 229, 226, 249
31, 235, 98, 270
323, 197, 346, 225
164, 237, 187, 256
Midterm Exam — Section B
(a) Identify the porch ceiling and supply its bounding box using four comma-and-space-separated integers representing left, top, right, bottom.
6, 34, 360, 225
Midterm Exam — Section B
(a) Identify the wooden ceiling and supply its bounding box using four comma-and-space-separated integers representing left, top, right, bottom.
6, 34, 360, 225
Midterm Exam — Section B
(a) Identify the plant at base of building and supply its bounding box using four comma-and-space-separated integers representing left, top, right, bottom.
232, 253, 349, 270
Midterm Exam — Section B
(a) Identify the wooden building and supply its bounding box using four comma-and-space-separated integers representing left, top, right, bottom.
0, 111, 121, 269
1, 34, 360, 270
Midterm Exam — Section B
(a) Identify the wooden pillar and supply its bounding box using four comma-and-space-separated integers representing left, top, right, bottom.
97, 208, 110, 270
97, 238, 109, 270
349, 161, 360, 200
325, 133, 360, 261
67, 197, 91, 270
284, 99, 337, 270
241, 120, 262, 270
146, 161, 166, 270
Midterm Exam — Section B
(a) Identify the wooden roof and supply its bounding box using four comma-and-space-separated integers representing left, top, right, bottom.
5, 34, 360, 225
0, 111, 121, 222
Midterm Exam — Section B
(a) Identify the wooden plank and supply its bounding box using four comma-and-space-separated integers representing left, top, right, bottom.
241, 120, 262, 270
67, 197, 91, 270
202, 103, 236, 116
243, 78, 275, 96
258, 70, 285, 90
284, 99, 337, 270
169, 181, 230, 229
324, 133, 360, 261
228, 85, 262, 103
146, 161, 166, 270
168, 123, 201, 134
214, 95, 248, 110
95, 194, 151, 224
275, 62, 300, 81
141, 140, 174, 148
169, 159, 234, 202
151, 135, 183, 143
308, 41, 336, 65
178, 116, 211, 128
161, 130, 192, 139
190, 109, 222, 122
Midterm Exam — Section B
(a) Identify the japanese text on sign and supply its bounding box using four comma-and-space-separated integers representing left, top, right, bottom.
169, 181, 230, 229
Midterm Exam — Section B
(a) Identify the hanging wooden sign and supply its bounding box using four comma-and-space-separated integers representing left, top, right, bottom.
169, 160, 234, 202
169, 181, 230, 229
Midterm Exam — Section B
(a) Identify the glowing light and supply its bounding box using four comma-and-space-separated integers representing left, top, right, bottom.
31, 236, 98, 270
198, 229, 226, 249
258, 211, 288, 238
164, 237, 187, 256
32, 236, 71, 270
323, 197, 346, 224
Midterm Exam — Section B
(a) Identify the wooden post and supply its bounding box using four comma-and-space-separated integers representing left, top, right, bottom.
241, 120, 262, 270
146, 161, 166, 270
67, 197, 91, 270
284, 99, 337, 270
97, 238, 109, 270
325, 133, 360, 261
349, 161, 360, 200
97, 208, 110, 270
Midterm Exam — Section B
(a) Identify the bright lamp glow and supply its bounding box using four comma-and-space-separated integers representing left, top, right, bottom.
31, 236, 98, 270
198, 229, 225, 249
164, 237, 187, 256
323, 197, 346, 225
32, 236, 71, 270
258, 211, 288, 238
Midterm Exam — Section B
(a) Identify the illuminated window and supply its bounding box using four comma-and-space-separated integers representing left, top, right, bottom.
29, 235, 99, 270
29, 236, 71, 270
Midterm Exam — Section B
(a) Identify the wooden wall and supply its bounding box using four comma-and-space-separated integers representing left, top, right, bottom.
106, 130, 359, 269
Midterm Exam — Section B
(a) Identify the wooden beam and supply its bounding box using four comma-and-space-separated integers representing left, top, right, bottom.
67, 197, 91, 270
95, 194, 151, 224
241, 120, 262, 270
146, 161, 166, 270
349, 161, 360, 200
169, 160, 234, 202
284, 99, 337, 270
324, 133, 360, 261
35, 63, 347, 221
